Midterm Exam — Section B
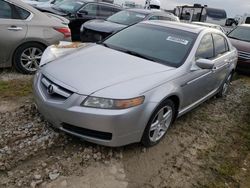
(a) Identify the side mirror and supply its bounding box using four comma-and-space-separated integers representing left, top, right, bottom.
196, 58, 215, 69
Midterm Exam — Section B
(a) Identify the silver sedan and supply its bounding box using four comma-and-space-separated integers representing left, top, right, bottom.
33, 21, 238, 147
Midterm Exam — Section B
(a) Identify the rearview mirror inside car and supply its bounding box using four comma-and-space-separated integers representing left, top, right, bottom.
196, 59, 215, 69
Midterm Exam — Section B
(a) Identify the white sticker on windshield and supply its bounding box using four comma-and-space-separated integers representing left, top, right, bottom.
166, 36, 189, 45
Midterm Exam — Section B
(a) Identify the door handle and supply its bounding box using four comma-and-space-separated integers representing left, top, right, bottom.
8, 26, 23, 31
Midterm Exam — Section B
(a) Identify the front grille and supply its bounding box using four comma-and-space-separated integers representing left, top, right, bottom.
238, 50, 250, 61
83, 28, 110, 42
40, 75, 73, 101
62, 123, 112, 141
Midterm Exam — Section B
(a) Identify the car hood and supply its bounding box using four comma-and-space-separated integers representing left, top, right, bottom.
83, 20, 126, 33
229, 38, 250, 52
42, 45, 174, 96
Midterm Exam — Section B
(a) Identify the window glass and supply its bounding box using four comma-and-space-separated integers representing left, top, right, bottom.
53, 1, 84, 13
159, 16, 172, 21
149, 16, 159, 20
0, 1, 12, 19
213, 34, 227, 56
246, 17, 250, 24
196, 34, 214, 59
107, 10, 147, 25
228, 26, 250, 42
81, 4, 98, 16
15, 6, 30, 20
99, 5, 114, 17
103, 24, 197, 67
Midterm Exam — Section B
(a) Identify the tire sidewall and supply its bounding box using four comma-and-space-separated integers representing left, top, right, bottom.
13, 43, 46, 74
141, 99, 177, 147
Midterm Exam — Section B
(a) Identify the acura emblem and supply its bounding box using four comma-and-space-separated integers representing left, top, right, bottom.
47, 84, 54, 95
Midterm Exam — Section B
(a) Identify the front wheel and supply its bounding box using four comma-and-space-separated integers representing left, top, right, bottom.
141, 99, 176, 147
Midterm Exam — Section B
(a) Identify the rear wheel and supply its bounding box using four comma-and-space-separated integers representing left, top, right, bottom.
217, 73, 233, 98
13, 42, 46, 74
141, 99, 176, 147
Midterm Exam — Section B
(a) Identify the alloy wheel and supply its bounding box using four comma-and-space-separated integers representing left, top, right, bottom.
149, 106, 173, 142
20, 47, 43, 72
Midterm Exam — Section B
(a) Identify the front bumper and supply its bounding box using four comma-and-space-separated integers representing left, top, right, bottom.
33, 72, 154, 147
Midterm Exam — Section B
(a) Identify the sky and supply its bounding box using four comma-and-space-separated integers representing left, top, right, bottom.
115, 0, 250, 17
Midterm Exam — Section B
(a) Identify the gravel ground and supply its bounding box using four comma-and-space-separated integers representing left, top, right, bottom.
0, 71, 249, 188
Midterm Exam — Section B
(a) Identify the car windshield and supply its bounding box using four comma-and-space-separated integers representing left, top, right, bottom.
228, 26, 250, 42
53, 0, 84, 13
107, 10, 147, 25
103, 24, 197, 67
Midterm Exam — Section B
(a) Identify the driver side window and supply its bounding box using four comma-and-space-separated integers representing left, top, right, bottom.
80, 3, 98, 16
196, 34, 214, 60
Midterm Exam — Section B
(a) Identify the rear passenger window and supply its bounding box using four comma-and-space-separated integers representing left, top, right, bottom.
149, 16, 159, 20
80, 4, 98, 16
213, 34, 228, 57
159, 16, 172, 21
0, 1, 12, 19
15, 6, 31, 20
196, 34, 214, 59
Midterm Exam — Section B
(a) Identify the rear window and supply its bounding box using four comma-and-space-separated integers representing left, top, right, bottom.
103, 24, 197, 67
107, 10, 147, 25
206, 8, 227, 19
15, 6, 31, 20
213, 34, 228, 56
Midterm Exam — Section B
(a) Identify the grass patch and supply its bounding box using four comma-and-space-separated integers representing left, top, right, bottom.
0, 79, 32, 99
198, 77, 250, 188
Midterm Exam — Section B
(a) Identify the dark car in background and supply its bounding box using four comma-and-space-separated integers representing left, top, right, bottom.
228, 24, 250, 74
80, 9, 179, 42
38, 0, 122, 40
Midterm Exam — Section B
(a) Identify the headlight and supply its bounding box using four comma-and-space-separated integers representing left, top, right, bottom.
81, 96, 145, 109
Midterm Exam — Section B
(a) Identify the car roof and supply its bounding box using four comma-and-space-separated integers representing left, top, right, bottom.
127, 8, 162, 14
239, 24, 250, 27
142, 20, 208, 33
192, 22, 220, 27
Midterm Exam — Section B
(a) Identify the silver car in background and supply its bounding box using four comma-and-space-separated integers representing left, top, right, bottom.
34, 21, 238, 147
0, 0, 71, 74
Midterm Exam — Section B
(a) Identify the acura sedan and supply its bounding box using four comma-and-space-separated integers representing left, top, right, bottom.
33, 21, 238, 147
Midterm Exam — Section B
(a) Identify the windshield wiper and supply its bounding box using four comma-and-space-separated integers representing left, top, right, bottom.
122, 50, 157, 62
229, 36, 250, 42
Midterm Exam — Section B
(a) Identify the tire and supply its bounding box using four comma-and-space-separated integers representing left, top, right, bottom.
216, 73, 233, 98
13, 42, 46, 74
141, 99, 177, 147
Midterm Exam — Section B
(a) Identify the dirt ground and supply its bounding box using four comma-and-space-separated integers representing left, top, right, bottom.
0, 70, 249, 188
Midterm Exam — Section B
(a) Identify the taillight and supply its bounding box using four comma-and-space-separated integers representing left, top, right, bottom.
54, 27, 71, 38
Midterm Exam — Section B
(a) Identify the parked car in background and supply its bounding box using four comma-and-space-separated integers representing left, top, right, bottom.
80, 9, 179, 42
192, 22, 226, 33
228, 24, 250, 73
38, 0, 122, 41
0, 0, 71, 74
34, 21, 237, 147
22, 0, 64, 8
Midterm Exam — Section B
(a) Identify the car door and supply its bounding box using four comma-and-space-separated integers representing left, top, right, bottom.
181, 34, 216, 108
71, 3, 99, 40
211, 33, 231, 89
0, 0, 28, 66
